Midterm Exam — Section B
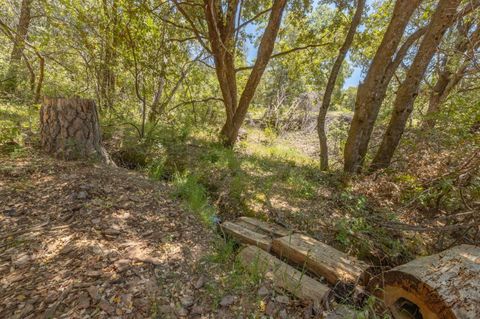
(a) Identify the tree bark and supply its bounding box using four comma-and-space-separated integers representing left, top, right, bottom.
196, 0, 286, 147
317, 0, 365, 171
98, 0, 117, 110
40, 97, 114, 164
343, 0, 422, 173
3, 0, 33, 93
370, 0, 461, 171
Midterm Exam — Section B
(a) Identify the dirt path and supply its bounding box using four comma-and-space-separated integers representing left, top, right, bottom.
0, 153, 215, 318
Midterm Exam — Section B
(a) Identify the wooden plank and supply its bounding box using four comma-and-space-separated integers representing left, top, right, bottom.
238, 216, 290, 237
235, 219, 270, 236
272, 233, 369, 285
237, 245, 330, 311
220, 221, 271, 251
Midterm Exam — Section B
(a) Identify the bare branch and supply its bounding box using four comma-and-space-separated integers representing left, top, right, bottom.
235, 42, 333, 72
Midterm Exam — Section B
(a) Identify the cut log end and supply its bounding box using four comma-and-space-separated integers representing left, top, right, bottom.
370, 244, 480, 319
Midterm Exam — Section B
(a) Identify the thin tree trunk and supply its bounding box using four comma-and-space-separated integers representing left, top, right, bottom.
424, 69, 451, 128
317, 0, 365, 171
370, 0, 461, 171
34, 55, 44, 103
198, 0, 287, 147
99, 0, 117, 110
343, 0, 422, 173
222, 0, 287, 146
3, 0, 33, 93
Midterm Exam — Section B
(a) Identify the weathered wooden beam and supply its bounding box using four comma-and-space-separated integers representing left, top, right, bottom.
370, 244, 480, 319
238, 216, 290, 237
237, 245, 331, 311
272, 233, 369, 285
220, 221, 272, 251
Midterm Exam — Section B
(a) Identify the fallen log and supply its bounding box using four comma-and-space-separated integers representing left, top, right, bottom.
237, 245, 331, 311
272, 233, 369, 285
220, 221, 272, 251
370, 244, 480, 319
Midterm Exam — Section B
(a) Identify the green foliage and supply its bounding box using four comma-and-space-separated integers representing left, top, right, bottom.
172, 170, 217, 227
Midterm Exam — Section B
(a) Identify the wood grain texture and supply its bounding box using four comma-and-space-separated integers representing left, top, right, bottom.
238, 245, 330, 310
371, 244, 480, 319
272, 233, 369, 285
238, 216, 290, 237
220, 221, 272, 251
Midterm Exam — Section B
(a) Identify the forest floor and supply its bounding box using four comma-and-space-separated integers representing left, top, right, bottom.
0, 151, 327, 318
0, 153, 218, 318
1, 101, 478, 318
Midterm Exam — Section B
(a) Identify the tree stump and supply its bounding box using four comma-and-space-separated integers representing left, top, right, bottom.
369, 244, 480, 319
40, 97, 113, 164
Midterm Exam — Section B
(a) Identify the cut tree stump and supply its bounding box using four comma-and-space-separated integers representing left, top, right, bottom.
369, 244, 480, 319
40, 97, 113, 164
238, 245, 331, 310
272, 233, 369, 286
220, 221, 272, 251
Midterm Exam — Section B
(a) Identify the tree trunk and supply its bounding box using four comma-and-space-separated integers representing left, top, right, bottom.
40, 97, 114, 164
98, 0, 117, 110
370, 0, 461, 171
317, 0, 365, 171
198, 0, 287, 147
343, 0, 422, 173
423, 69, 452, 129
370, 244, 480, 319
3, 0, 32, 93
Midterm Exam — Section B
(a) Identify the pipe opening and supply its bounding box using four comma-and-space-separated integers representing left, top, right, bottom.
393, 297, 423, 319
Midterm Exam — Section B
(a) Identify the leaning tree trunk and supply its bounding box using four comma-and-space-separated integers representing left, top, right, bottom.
370, 0, 461, 171
40, 97, 113, 164
369, 244, 480, 319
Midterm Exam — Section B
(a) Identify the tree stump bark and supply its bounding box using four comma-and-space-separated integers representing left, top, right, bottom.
369, 244, 480, 319
40, 97, 113, 164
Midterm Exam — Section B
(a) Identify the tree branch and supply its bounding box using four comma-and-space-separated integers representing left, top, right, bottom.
235, 42, 333, 72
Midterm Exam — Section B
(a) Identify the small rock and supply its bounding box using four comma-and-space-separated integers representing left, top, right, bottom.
114, 259, 130, 272
219, 295, 235, 307
257, 286, 269, 297
194, 276, 205, 289
98, 299, 114, 314
175, 307, 188, 316
77, 293, 90, 309
279, 309, 288, 319
158, 305, 173, 314
180, 295, 194, 308
87, 286, 100, 301
276, 295, 290, 304
191, 305, 204, 315
265, 301, 276, 316
76, 191, 88, 200
13, 253, 30, 267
